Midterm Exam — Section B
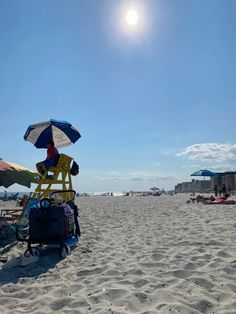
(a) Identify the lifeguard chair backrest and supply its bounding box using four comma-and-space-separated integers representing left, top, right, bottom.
55, 154, 73, 172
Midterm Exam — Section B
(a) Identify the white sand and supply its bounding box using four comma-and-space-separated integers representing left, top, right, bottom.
1, 194, 236, 313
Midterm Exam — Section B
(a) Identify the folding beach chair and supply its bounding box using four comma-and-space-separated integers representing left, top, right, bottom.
0, 194, 40, 250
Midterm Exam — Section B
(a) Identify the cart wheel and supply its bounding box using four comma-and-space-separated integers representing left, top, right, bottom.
24, 247, 40, 257
60, 244, 71, 258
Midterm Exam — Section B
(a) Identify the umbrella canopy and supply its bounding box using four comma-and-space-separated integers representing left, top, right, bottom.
191, 169, 215, 195
150, 187, 160, 191
24, 119, 81, 148
191, 169, 215, 177
0, 160, 38, 188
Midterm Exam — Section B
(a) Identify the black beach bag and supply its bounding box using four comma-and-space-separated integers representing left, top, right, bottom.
70, 161, 79, 176
29, 205, 65, 243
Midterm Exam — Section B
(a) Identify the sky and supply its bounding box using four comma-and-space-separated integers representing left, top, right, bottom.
1, 0, 236, 193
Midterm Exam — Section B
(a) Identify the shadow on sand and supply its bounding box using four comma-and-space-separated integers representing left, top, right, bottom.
0, 246, 64, 284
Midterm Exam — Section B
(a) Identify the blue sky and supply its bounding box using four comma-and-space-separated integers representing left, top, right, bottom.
1, 0, 236, 192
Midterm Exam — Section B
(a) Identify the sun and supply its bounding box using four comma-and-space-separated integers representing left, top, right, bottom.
125, 9, 139, 26
115, 3, 150, 40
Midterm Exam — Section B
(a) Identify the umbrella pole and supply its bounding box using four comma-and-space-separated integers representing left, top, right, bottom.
203, 176, 205, 197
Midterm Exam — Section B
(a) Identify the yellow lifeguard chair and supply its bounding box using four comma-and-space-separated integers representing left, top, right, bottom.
33, 154, 74, 201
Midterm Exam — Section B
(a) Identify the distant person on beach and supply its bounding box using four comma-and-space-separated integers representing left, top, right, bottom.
214, 185, 218, 197
36, 141, 59, 175
221, 184, 227, 195
219, 193, 229, 201
210, 195, 215, 201
205, 193, 230, 203
19, 194, 29, 207
3, 190, 8, 201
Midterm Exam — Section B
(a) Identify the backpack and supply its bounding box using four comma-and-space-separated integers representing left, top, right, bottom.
70, 161, 79, 176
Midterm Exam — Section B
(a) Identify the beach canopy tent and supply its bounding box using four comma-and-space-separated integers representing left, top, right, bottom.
191, 170, 215, 177
24, 119, 81, 149
0, 160, 38, 188
191, 169, 215, 195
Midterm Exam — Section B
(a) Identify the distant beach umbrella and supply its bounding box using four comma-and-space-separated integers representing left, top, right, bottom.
0, 160, 38, 188
150, 187, 160, 191
24, 119, 81, 149
191, 170, 215, 177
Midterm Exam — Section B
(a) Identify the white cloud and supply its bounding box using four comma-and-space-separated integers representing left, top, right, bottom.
177, 143, 236, 162
128, 172, 176, 181
182, 164, 201, 169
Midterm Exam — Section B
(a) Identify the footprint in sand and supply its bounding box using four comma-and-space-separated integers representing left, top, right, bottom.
172, 269, 195, 279
151, 253, 165, 261
216, 250, 232, 258
132, 279, 149, 288
184, 262, 199, 270
76, 267, 105, 277
189, 277, 215, 290
102, 288, 129, 301
192, 299, 214, 313
184, 261, 207, 270
49, 297, 74, 311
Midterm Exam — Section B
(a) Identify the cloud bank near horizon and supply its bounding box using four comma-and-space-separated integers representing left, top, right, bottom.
94, 171, 177, 182
177, 143, 236, 171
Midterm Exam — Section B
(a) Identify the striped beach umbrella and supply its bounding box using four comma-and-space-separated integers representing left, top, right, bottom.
24, 119, 81, 149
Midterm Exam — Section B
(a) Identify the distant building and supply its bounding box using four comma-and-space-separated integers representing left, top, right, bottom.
174, 179, 211, 193
175, 171, 236, 194
210, 171, 236, 192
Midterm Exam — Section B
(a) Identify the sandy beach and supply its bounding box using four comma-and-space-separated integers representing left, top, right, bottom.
1, 194, 236, 313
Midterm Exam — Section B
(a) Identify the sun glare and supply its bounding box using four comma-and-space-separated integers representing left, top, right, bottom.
112, 1, 151, 43
126, 9, 139, 26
